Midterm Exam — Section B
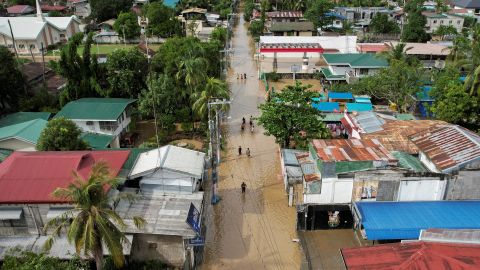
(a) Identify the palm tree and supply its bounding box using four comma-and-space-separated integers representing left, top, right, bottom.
176, 55, 208, 93
192, 77, 230, 120
464, 65, 480, 97
381, 42, 413, 63
44, 162, 144, 270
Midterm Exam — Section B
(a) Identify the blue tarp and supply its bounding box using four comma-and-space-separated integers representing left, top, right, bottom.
356, 201, 480, 240
346, 103, 373, 112
354, 97, 372, 104
460, 76, 466, 82
313, 102, 340, 112
328, 92, 354, 100
164, 0, 179, 7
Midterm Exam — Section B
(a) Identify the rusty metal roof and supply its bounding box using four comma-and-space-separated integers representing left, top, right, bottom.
363, 119, 446, 154
409, 125, 480, 172
295, 152, 321, 182
267, 11, 303, 18
342, 241, 480, 270
311, 139, 396, 162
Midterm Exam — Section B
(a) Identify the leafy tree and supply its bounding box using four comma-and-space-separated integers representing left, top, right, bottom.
434, 25, 457, 40
193, 77, 230, 120
176, 52, 208, 94
381, 42, 412, 63
58, 33, 101, 106
248, 21, 264, 39
258, 81, 330, 148
304, 0, 335, 30
36, 118, 88, 151
401, 11, 429, 42
48, 10, 64, 17
89, 0, 132, 22
244, 1, 255, 21
369, 13, 400, 34
145, 2, 183, 37
114, 12, 141, 39
44, 162, 145, 270
103, 48, 148, 98
210, 26, 227, 44
0, 46, 25, 112
430, 81, 478, 125
2, 249, 89, 270
138, 74, 178, 118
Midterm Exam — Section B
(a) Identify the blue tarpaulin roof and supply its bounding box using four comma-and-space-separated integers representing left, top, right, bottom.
416, 86, 434, 101
346, 103, 373, 112
355, 201, 480, 240
313, 102, 340, 112
354, 97, 372, 104
328, 92, 354, 100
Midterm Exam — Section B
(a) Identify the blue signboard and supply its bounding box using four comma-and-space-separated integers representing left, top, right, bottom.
186, 203, 201, 234
188, 236, 205, 246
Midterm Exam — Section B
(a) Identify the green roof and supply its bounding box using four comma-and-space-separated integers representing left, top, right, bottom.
270, 21, 314, 32
322, 53, 388, 68
395, 114, 416, 120
0, 148, 13, 162
81, 133, 114, 149
321, 68, 346, 80
318, 113, 344, 122
392, 151, 428, 172
0, 112, 51, 127
55, 98, 136, 121
0, 119, 48, 145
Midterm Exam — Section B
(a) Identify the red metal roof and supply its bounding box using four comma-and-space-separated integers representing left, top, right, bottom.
0, 150, 130, 204
409, 125, 480, 172
342, 241, 480, 270
311, 139, 396, 163
7, 5, 32, 14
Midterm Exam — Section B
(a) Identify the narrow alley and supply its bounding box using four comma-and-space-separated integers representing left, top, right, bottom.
200, 11, 302, 270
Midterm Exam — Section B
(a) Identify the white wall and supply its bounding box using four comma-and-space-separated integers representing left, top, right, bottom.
72, 111, 131, 137
398, 180, 446, 201
304, 178, 354, 204
330, 65, 352, 76
0, 139, 36, 151
419, 151, 441, 173
425, 16, 464, 33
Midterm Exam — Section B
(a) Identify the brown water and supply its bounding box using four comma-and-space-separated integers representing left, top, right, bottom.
200, 13, 302, 270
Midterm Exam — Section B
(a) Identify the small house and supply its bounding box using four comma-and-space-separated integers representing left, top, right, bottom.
269, 21, 314, 36
321, 53, 388, 84
6, 5, 34, 16
0, 112, 51, 151
55, 98, 136, 148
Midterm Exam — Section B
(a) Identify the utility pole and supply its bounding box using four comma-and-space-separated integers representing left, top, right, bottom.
7, 19, 19, 60
41, 42, 45, 85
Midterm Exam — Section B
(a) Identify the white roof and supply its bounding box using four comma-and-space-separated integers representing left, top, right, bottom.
129, 145, 205, 179
0, 17, 46, 39
45, 16, 78, 30
259, 35, 358, 53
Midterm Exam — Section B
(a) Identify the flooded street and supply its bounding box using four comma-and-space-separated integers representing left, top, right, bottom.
201, 12, 302, 270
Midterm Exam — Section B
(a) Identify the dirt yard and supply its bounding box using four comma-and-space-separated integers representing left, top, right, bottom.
262, 78, 325, 94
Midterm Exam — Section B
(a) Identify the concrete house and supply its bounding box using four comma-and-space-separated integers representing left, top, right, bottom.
321, 53, 388, 84
453, 0, 480, 15
269, 21, 314, 36
128, 145, 206, 194
0, 150, 131, 259
423, 12, 464, 33
0, 112, 51, 151
67, 0, 91, 19
333, 7, 391, 26
6, 5, 34, 16
0, 0, 81, 54
55, 98, 136, 148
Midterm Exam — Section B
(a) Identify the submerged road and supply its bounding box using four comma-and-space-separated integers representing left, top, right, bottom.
201, 11, 302, 270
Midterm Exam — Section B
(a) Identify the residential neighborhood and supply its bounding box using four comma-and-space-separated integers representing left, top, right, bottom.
0, 0, 479, 269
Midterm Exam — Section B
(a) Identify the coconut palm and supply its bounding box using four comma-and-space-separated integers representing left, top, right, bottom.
176, 55, 208, 93
381, 42, 413, 63
464, 65, 480, 97
44, 162, 144, 270
192, 77, 230, 120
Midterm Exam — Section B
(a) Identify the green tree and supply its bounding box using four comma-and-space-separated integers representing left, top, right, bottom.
138, 74, 178, 118
430, 81, 478, 124
44, 162, 145, 270
258, 81, 330, 148
401, 11, 429, 42
381, 42, 412, 63
146, 2, 183, 37
103, 48, 148, 98
304, 0, 335, 30
176, 53, 208, 95
0, 46, 25, 112
210, 26, 227, 44
114, 11, 141, 39
248, 21, 264, 39
369, 13, 400, 34
36, 118, 88, 151
89, 0, 132, 22
58, 33, 101, 106
48, 10, 64, 17
434, 25, 457, 40
2, 249, 89, 270
192, 77, 230, 120
244, 1, 255, 21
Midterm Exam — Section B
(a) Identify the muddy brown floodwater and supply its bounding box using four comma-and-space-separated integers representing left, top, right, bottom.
200, 11, 302, 270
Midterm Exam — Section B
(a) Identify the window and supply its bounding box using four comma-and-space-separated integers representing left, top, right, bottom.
440, 20, 444, 24
30, 44, 35, 49
359, 68, 369, 75
433, 20, 437, 23
86, 121, 94, 126
99, 121, 118, 132
0, 208, 26, 228
19, 44, 25, 49
7, 44, 13, 48
148, 242, 157, 249
457, 20, 461, 24
60, 34, 65, 38
449, 20, 452, 24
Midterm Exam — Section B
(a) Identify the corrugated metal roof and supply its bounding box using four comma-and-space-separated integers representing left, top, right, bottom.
295, 152, 321, 182
355, 201, 480, 240
356, 43, 389, 53
346, 103, 373, 112
312, 102, 340, 112
420, 229, 480, 244
409, 125, 480, 172
267, 11, 303, 18
0, 17, 46, 39
0, 150, 130, 203
270, 21, 314, 32
0, 119, 47, 145
129, 145, 205, 179
392, 151, 428, 172
281, 149, 304, 166
259, 36, 358, 54
81, 132, 114, 149
395, 113, 416, 120
0, 112, 51, 127
55, 98, 136, 120
342, 241, 480, 270
115, 192, 203, 237
323, 53, 388, 68
362, 120, 446, 154
6, 5, 33, 14
328, 92, 353, 100
318, 113, 344, 122
260, 42, 322, 50
351, 111, 385, 133
311, 139, 396, 162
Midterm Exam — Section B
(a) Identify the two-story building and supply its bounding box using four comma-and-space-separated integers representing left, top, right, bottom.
55, 98, 136, 148
423, 12, 465, 33
321, 53, 388, 84
333, 7, 392, 26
